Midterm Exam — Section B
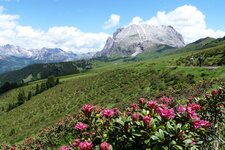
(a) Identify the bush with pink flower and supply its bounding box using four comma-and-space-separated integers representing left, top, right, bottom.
3, 84, 224, 150
56, 87, 224, 150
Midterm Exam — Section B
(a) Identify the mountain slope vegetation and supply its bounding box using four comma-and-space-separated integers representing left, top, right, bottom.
0, 36, 225, 147
0, 60, 92, 86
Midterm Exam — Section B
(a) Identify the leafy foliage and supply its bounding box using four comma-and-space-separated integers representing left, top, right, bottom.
0, 60, 92, 86
4, 84, 224, 150
0, 61, 224, 144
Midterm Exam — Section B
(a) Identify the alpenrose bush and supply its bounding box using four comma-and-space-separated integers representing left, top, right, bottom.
2, 85, 224, 150
58, 87, 224, 150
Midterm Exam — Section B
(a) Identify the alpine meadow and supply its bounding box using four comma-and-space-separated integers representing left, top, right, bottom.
0, 1, 224, 150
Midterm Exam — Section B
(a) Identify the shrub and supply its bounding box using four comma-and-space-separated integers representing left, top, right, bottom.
4, 84, 224, 150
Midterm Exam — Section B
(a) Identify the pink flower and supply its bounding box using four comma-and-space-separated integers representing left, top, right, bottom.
100, 142, 110, 150
199, 120, 211, 128
188, 97, 192, 103
72, 138, 81, 147
147, 100, 158, 109
212, 89, 218, 96
186, 105, 200, 121
160, 96, 173, 105
74, 122, 88, 131
193, 120, 201, 128
157, 106, 175, 119
101, 109, 115, 118
205, 93, 211, 99
188, 103, 201, 111
177, 105, 186, 114
10, 146, 16, 150
156, 106, 163, 114
131, 113, 139, 121
79, 141, 93, 150
82, 104, 95, 114
143, 115, 151, 126
191, 138, 196, 145
193, 120, 211, 128
189, 112, 200, 121
139, 98, 145, 105
113, 107, 120, 114
130, 103, 139, 110
60, 146, 69, 150
186, 103, 201, 121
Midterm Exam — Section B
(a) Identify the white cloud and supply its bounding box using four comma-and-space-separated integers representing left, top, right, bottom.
103, 14, 120, 30
129, 5, 225, 43
0, 6, 110, 53
129, 16, 143, 25
0, 6, 19, 29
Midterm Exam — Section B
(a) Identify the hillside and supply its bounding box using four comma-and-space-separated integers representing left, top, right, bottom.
0, 36, 225, 147
176, 43, 225, 66
0, 60, 92, 86
0, 54, 225, 144
182, 37, 215, 51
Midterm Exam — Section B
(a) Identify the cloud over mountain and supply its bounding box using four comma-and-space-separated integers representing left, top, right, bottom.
103, 14, 120, 30
0, 6, 110, 53
129, 5, 225, 43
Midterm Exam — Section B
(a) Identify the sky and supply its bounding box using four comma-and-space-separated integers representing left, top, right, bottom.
0, 0, 225, 53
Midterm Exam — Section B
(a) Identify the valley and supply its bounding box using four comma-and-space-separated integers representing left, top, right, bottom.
0, 19, 224, 150
0, 46, 224, 147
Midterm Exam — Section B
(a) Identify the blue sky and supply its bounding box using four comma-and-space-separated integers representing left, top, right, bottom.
0, 0, 225, 53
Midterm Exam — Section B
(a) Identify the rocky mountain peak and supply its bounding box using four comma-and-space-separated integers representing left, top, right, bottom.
98, 24, 185, 57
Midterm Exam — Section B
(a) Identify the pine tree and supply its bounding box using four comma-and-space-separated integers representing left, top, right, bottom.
55, 78, 60, 85
17, 89, 26, 105
46, 76, 56, 88
35, 84, 40, 95
40, 82, 47, 92
27, 91, 32, 100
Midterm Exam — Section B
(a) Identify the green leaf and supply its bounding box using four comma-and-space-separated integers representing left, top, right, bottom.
158, 129, 165, 139
144, 139, 150, 144
170, 140, 176, 145
183, 139, 192, 144
177, 123, 182, 129
166, 121, 173, 131
133, 133, 142, 137
136, 121, 141, 126
116, 118, 124, 126
162, 146, 169, 150
151, 135, 159, 140
173, 145, 183, 150
182, 124, 189, 130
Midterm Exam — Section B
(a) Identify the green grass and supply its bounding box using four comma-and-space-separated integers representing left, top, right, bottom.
0, 41, 225, 144
0, 58, 224, 144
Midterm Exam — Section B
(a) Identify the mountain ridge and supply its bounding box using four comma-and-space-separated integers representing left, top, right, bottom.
97, 24, 185, 57
0, 45, 93, 73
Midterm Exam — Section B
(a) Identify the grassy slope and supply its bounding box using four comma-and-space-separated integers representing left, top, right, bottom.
0, 60, 91, 85
176, 43, 225, 66
0, 45, 225, 144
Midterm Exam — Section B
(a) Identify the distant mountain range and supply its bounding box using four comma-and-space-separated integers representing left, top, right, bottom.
1, 24, 224, 74
0, 45, 94, 74
0, 31, 224, 86
97, 24, 185, 57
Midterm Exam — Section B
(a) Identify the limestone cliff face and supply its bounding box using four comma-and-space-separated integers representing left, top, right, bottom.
98, 24, 185, 57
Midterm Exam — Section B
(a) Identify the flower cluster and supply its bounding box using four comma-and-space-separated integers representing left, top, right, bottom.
74, 122, 88, 131
82, 104, 95, 114
4, 85, 224, 150
59, 93, 218, 150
